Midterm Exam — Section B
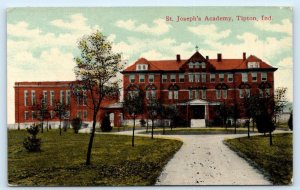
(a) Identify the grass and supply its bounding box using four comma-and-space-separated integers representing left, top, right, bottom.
8, 130, 183, 186
140, 127, 255, 135
224, 133, 293, 185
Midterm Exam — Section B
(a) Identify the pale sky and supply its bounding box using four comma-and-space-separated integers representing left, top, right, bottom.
7, 7, 293, 124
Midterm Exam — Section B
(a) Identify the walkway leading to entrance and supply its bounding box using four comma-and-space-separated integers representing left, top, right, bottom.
155, 134, 270, 185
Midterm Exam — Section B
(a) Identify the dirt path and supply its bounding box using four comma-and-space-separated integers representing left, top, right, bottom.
155, 134, 270, 185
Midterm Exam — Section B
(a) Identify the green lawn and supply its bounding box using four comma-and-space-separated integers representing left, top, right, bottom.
140, 127, 255, 135
8, 130, 182, 186
224, 133, 293, 185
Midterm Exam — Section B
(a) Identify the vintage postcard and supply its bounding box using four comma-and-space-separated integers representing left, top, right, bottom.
7, 7, 293, 186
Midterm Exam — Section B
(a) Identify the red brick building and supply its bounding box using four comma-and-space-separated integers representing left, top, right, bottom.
14, 81, 121, 129
121, 51, 277, 127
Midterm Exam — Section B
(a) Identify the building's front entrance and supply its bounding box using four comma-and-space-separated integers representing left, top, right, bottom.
191, 105, 205, 119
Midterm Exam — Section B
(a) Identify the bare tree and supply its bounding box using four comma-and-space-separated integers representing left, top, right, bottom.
72, 30, 122, 165
31, 96, 50, 133
123, 91, 144, 147
147, 96, 161, 139
161, 104, 178, 133
274, 87, 288, 126
53, 101, 69, 136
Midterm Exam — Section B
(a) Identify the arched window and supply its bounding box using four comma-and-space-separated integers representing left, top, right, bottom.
238, 83, 251, 98
145, 84, 157, 99
126, 84, 139, 97
168, 85, 179, 100
215, 84, 229, 99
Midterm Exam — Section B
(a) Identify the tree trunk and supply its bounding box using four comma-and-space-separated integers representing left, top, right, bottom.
59, 119, 62, 136
269, 130, 273, 146
132, 116, 135, 147
86, 112, 97, 165
247, 123, 250, 138
163, 123, 165, 135
146, 118, 149, 133
151, 119, 154, 139
46, 119, 49, 132
41, 121, 44, 133
252, 119, 255, 132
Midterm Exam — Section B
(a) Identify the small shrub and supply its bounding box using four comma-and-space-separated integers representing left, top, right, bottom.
256, 114, 275, 133
101, 114, 112, 132
140, 119, 146, 127
23, 124, 41, 152
71, 117, 82, 134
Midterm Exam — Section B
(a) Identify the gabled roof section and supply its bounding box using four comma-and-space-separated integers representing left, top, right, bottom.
122, 52, 277, 73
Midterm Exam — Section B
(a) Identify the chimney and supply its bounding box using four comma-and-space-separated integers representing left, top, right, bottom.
206, 56, 209, 60
217, 53, 222, 62
176, 54, 181, 62
243, 52, 246, 61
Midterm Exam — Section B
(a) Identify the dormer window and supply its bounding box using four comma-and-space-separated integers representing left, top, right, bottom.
247, 62, 260, 68
136, 64, 148, 71
189, 62, 194, 69
201, 62, 206, 69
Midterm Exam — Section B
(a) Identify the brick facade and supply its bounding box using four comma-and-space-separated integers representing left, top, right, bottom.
14, 81, 120, 129
121, 51, 277, 125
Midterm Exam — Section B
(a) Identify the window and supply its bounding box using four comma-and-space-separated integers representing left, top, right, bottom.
228, 74, 233, 82
189, 62, 194, 69
129, 75, 135, 83
252, 72, 257, 82
32, 111, 37, 120
50, 91, 54, 106
83, 110, 88, 120
162, 74, 167, 83
168, 91, 173, 99
66, 90, 71, 105
261, 72, 267, 81
24, 111, 28, 120
259, 89, 264, 97
170, 74, 176, 82
24, 90, 29, 106
195, 73, 200, 82
201, 89, 206, 99
174, 91, 178, 99
179, 73, 185, 82
83, 92, 87, 106
266, 89, 271, 97
149, 74, 154, 83
242, 73, 248, 82
42, 90, 47, 103
239, 89, 244, 98
136, 64, 148, 71
146, 90, 156, 99
210, 74, 215, 83
248, 62, 260, 68
216, 90, 221, 99
201, 73, 206, 82
60, 90, 65, 104
189, 74, 194, 82
222, 90, 227, 99
245, 89, 251, 97
31, 90, 36, 105
195, 62, 200, 69
194, 90, 199, 99
201, 62, 206, 69
77, 111, 82, 118
219, 74, 224, 82
139, 74, 145, 83
189, 90, 193, 99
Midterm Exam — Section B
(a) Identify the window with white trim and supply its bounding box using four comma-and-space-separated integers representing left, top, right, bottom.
228, 74, 233, 82
242, 73, 248, 82
136, 64, 148, 71
189, 73, 194, 82
222, 89, 227, 99
168, 91, 173, 99
210, 74, 215, 83
31, 90, 36, 106
24, 111, 29, 120
66, 90, 71, 105
149, 74, 154, 83
83, 110, 88, 120
219, 74, 224, 82
162, 74, 167, 83
195, 62, 200, 69
188, 62, 194, 69
195, 73, 200, 82
201, 89, 206, 99
50, 90, 54, 106
216, 90, 221, 99
129, 74, 135, 83
139, 74, 145, 83
194, 90, 199, 99
252, 72, 257, 82
24, 90, 29, 106
170, 74, 176, 82
189, 90, 193, 99
201, 73, 206, 82
261, 72, 267, 81
201, 62, 206, 69
42, 90, 47, 104
174, 91, 178, 99
179, 73, 184, 82
60, 90, 65, 104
